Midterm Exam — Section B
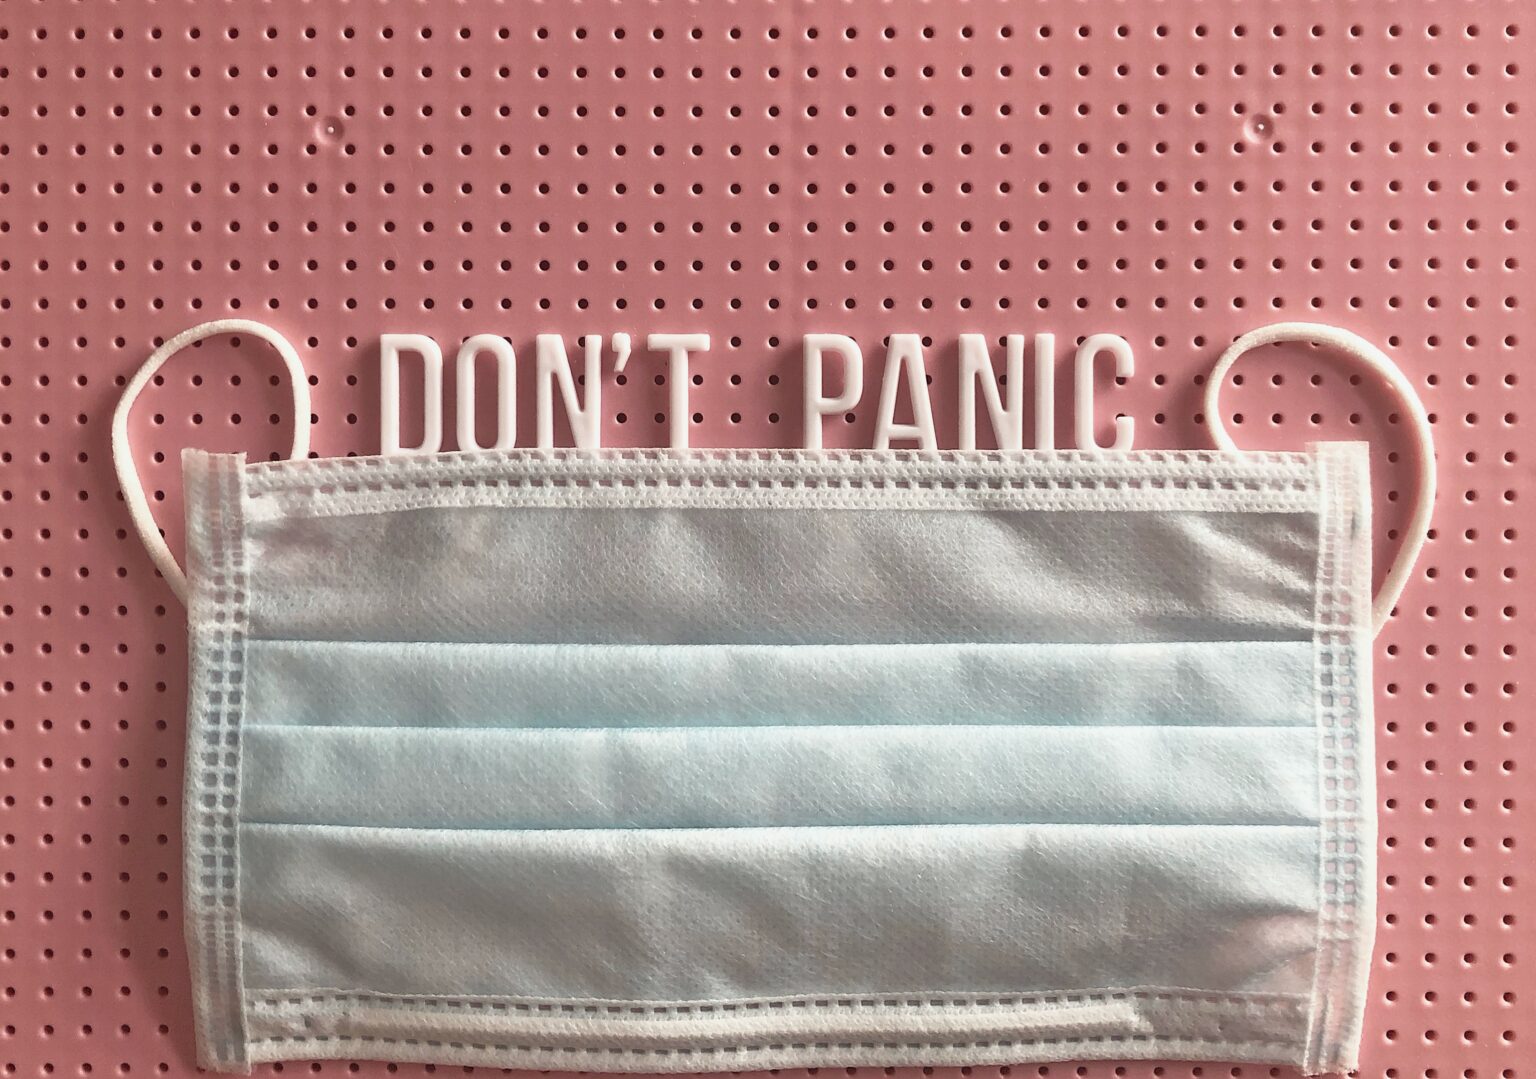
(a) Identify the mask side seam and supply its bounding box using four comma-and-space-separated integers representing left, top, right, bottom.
183, 453, 255, 1073
1301, 442, 1373, 1074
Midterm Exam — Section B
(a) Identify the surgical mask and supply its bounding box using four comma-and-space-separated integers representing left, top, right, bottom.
111, 319, 1435, 1076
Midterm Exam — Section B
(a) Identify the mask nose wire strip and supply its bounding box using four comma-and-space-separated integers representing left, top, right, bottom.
1203, 320, 1436, 637
111, 318, 311, 605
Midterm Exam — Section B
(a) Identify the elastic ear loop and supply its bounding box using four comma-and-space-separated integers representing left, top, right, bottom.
1203, 321, 1436, 637
111, 319, 311, 604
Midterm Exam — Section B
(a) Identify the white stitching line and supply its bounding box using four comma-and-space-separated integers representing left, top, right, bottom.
243, 445, 1320, 475
249, 988, 1306, 1013
236, 449, 1326, 522
241, 1033, 1301, 1056
245, 490, 1324, 525
240, 448, 1322, 495
252, 477, 1313, 496
241, 988, 1307, 1057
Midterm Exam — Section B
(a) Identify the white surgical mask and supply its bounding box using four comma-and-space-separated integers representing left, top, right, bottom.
112, 320, 1434, 1076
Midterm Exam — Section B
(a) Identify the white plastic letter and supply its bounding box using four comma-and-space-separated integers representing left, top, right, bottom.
874, 334, 938, 450
1074, 333, 1135, 450
802, 334, 863, 450
958, 333, 1024, 450
455, 335, 518, 451
1034, 332, 1057, 450
648, 333, 710, 449
380, 333, 444, 455
535, 333, 604, 449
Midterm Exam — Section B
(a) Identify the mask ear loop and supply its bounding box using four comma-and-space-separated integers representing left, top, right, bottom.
1203, 321, 1435, 637
111, 319, 311, 605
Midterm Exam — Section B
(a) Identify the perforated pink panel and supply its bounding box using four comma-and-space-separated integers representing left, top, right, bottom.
0, 3, 1527, 1078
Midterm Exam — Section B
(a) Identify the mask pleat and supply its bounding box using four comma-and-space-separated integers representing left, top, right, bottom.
243, 639, 1314, 729
240, 723, 1320, 830
239, 821, 1321, 1006
245, 507, 1319, 645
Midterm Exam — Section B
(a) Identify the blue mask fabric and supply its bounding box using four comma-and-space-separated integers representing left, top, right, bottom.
181, 443, 1372, 1075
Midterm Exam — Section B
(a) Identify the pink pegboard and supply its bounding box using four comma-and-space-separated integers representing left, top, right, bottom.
0, 3, 1527, 1078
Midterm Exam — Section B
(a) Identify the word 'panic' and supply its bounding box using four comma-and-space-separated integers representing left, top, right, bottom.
380, 331, 1135, 454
